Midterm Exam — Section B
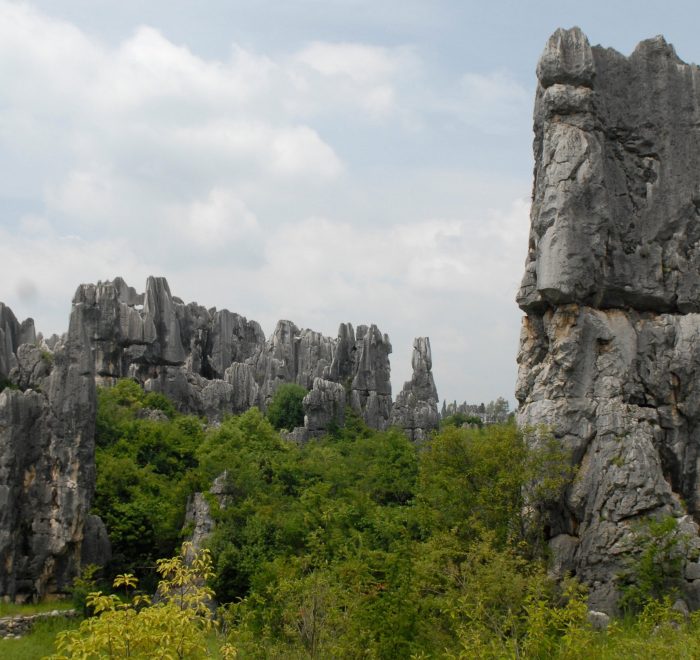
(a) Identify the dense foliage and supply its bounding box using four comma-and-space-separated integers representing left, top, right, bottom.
76, 380, 700, 658
93, 380, 206, 581
265, 382, 307, 430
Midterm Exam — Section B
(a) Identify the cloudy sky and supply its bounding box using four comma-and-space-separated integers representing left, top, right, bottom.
2, 1, 700, 406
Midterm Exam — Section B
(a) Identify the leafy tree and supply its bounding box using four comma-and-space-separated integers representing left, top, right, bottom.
92, 381, 205, 581
485, 396, 510, 423
51, 544, 235, 659
70, 564, 102, 617
441, 412, 483, 429
266, 383, 307, 430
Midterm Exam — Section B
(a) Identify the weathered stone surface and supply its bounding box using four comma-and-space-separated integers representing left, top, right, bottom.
350, 325, 392, 429
250, 320, 302, 407
390, 337, 439, 442
9, 345, 51, 391
205, 310, 264, 380
303, 378, 346, 437
0, 304, 35, 379
0, 299, 96, 600
224, 363, 260, 414
81, 514, 112, 568
71, 277, 399, 432
587, 610, 610, 631
0, 609, 78, 638
183, 472, 231, 552
183, 493, 215, 554
517, 28, 700, 612
518, 27, 700, 314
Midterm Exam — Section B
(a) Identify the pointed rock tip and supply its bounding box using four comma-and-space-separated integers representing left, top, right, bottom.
632, 35, 682, 63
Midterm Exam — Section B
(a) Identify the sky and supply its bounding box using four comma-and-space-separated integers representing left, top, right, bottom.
2, 1, 700, 407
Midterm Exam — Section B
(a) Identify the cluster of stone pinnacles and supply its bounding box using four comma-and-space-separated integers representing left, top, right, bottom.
0, 275, 439, 600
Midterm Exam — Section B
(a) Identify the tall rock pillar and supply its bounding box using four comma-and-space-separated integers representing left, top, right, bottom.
0, 299, 96, 600
517, 27, 700, 612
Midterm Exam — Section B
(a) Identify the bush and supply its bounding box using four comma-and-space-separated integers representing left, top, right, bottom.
618, 516, 690, 613
71, 564, 101, 617
441, 412, 483, 428
142, 391, 176, 418
0, 376, 17, 394
92, 381, 204, 580
266, 383, 307, 431
52, 544, 236, 659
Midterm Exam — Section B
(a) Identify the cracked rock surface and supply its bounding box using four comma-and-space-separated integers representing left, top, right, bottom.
517, 27, 700, 612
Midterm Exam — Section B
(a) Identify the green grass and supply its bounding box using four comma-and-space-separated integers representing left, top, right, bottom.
0, 616, 78, 659
0, 600, 74, 617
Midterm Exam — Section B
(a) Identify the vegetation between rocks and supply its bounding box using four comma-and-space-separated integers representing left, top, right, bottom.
9, 379, 698, 658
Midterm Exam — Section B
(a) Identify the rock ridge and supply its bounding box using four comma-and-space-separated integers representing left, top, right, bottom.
69, 275, 439, 438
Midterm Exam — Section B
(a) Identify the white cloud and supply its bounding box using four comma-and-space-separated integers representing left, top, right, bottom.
0, 1, 533, 404
297, 41, 403, 82
426, 70, 531, 135
180, 188, 260, 249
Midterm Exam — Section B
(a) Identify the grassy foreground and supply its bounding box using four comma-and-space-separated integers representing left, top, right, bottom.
0, 616, 79, 659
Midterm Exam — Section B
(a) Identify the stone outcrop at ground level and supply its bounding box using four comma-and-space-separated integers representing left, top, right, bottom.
517, 27, 700, 612
0, 301, 99, 601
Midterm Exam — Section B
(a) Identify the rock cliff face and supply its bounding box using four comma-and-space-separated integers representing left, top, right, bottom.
390, 337, 440, 442
0, 301, 97, 600
517, 27, 700, 612
72, 276, 397, 431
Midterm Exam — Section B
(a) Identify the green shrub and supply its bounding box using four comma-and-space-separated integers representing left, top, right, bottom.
0, 376, 17, 393
618, 516, 690, 613
266, 383, 307, 431
70, 564, 101, 616
143, 391, 177, 418
441, 412, 483, 428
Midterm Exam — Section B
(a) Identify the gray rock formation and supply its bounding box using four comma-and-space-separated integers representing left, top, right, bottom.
0, 304, 35, 380
0, 299, 98, 600
349, 325, 393, 429
205, 310, 265, 380
303, 378, 346, 438
72, 276, 398, 432
517, 27, 700, 612
183, 472, 231, 552
390, 337, 439, 442
81, 514, 112, 568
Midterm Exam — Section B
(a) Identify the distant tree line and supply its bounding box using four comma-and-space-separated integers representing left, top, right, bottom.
441, 396, 511, 425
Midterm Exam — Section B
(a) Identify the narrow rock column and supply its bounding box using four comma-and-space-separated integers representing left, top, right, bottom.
389, 337, 439, 442
517, 27, 700, 612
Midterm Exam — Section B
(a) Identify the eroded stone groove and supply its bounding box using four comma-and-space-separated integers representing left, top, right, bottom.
517, 27, 700, 611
